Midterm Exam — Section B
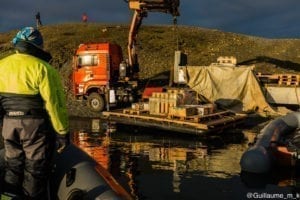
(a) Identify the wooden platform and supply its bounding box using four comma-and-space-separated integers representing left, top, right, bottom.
101, 109, 247, 136
256, 73, 300, 86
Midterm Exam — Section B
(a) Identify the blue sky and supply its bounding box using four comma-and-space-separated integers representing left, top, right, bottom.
1, 0, 300, 38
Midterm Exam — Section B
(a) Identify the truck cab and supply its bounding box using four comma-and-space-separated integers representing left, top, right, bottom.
72, 0, 180, 112
72, 43, 137, 112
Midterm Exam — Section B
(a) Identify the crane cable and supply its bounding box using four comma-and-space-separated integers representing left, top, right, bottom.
172, 16, 181, 51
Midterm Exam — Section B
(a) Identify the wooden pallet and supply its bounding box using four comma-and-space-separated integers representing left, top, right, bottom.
278, 74, 299, 86
279, 74, 299, 80
167, 114, 199, 122
278, 81, 299, 86
123, 109, 149, 115
256, 73, 279, 80
167, 110, 235, 124
103, 110, 209, 129
257, 73, 300, 86
102, 109, 247, 135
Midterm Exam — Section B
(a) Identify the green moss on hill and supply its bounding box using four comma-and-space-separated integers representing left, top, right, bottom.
1, 23, 300, 116
2, 23, 300, 76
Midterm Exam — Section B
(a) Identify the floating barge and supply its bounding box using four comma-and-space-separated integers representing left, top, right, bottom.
102, 109, 247, 136
102, 87, 247, 136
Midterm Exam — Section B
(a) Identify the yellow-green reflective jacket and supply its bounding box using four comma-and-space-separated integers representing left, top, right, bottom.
0, 53, 69, 135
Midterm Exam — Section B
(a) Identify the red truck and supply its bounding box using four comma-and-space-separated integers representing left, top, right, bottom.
72, 0, 180, 112
72, 43, 139, 112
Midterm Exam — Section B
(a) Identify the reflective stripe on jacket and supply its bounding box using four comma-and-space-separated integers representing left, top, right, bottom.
0, 53, 69, 135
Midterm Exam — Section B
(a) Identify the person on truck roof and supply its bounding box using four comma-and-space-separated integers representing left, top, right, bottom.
0, 27, 70, 199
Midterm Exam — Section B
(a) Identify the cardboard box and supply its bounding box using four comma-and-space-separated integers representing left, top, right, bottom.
169, 106, 198, 117
149, 92, 184, 115
196, 104, 214, 115
149, 97, 160, 115
167, 88, 197, 104
131, 102, 150, 111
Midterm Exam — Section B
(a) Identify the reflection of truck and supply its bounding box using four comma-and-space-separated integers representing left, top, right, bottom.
72, 0, 180, 112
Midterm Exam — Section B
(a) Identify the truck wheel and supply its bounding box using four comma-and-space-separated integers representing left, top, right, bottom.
87, 93, 105, 112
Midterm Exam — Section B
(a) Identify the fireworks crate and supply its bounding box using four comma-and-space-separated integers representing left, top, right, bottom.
123, 108, 149, 115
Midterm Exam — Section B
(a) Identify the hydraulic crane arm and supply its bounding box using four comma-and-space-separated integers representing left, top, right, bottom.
128, 0, 180, 15
126, 0, 180, 79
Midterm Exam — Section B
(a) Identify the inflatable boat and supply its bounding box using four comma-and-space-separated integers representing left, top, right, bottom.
0, 144, 132, 200
240, 112, 300, 174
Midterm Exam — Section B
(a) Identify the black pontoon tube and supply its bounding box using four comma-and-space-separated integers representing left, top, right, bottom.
0, 145, 128, 200
240, 112, 300, 174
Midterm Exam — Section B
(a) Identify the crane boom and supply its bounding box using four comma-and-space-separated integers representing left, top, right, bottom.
126, 0, 180, 79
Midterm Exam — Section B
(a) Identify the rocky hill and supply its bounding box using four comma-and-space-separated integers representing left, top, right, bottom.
1, 23, 300, 117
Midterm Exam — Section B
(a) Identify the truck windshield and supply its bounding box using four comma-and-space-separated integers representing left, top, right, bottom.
78, 54, 98, 66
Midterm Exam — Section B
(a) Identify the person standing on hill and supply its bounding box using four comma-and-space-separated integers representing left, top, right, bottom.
0, 27, 70, 199
82, 12, 88, 23
35, 12, 42, 28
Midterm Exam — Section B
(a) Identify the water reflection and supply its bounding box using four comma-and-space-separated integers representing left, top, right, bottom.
73, 131, 110, 169
70, 118, 299, 199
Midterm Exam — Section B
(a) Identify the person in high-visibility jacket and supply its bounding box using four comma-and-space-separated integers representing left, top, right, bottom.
0, 27, 70, 199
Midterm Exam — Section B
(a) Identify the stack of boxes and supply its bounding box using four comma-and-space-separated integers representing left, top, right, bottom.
148, 88, 214, 117
130, 88, 215, 118
149, 91, 183, 115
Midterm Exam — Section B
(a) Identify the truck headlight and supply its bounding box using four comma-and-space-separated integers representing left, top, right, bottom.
78, 84, 84, 94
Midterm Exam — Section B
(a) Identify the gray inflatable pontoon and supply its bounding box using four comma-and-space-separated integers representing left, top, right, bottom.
240, 111, 300, 174
0, 144, 131, 200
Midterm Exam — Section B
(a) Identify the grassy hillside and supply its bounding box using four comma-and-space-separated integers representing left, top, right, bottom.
1, 23, 300, 116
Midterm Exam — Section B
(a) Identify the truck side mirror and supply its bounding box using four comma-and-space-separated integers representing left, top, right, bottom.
119, 61, 127, 80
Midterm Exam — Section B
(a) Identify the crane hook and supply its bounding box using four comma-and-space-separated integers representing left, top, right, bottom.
173, 16, 177, 25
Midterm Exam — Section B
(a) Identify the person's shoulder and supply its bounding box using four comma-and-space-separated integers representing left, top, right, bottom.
0, 50, 15, 61
14, 53, 40, 62
16, 53, 52, 69
0, 53, 22, 64
36, 59, 57, 73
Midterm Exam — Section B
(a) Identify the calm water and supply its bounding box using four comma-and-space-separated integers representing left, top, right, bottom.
70, 118, 300, 200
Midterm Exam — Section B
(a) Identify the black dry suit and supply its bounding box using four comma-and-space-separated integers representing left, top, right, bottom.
0, 41, 69, 199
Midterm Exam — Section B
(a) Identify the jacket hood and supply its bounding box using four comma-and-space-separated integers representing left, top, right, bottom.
14, 41, 52, 62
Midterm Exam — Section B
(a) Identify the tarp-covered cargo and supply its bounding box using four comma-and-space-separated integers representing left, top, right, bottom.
186, 64, 282, 115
